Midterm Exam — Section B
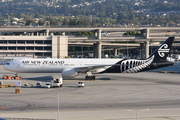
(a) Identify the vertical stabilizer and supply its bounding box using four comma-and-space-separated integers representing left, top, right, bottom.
149, 37, 174, 63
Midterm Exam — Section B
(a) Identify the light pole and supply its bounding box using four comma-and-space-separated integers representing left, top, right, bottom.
81, 46, 83, 58
127, 42, 128, 58
2, 37, 5, 62
57, 91, 59, 120
126, 109, 149, 120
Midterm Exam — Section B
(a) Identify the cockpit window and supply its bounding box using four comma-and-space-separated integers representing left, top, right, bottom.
5, 63, 10, 65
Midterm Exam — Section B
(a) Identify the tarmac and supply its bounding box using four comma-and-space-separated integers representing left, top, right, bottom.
0, 65, 180, 120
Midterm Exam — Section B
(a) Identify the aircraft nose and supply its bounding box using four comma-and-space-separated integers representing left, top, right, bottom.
3, 62, 13, 71
3, 63, 10, 70
3, 64, 7, 70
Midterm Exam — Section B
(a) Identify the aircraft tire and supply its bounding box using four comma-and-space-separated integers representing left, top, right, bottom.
92, 76, 95, 80
89, 76, 92, 81
85, 76, 88, 80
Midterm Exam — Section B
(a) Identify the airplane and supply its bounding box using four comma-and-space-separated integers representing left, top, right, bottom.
3, 37, 175, 80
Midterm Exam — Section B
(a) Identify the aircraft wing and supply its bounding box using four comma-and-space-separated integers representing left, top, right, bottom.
75, 64, 114, 73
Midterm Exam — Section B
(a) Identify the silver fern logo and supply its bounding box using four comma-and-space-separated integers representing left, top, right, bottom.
158, 44, 170, 57
120, 55, 154, 73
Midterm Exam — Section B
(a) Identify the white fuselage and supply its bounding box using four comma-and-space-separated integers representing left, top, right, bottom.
3, 58, 122, 73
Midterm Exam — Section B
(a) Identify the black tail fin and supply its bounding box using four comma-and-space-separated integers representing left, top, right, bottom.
149, 37, 174, 63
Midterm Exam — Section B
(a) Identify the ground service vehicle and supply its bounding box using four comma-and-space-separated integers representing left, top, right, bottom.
78, 81, 84, 87
2, 74, 22, 79
36, 81, 42, 87
45, 82, 51, 88
53, 77, 63, 88
24, 83, 33, 88
0, 81, 3, 86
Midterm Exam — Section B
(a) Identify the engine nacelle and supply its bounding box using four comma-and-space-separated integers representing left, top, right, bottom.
62, 68, 79, 78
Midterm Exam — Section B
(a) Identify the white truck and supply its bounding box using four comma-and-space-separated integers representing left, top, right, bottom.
52, 77, 63, 88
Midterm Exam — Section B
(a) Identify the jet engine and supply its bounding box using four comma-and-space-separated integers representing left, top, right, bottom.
62, 68, 79, 78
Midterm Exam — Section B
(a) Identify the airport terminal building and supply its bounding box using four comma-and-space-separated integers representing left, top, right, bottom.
0, 35, 68, 59
0, 27, 148, 60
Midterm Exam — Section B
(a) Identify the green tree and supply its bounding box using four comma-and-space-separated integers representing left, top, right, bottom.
69, 18, 77, 26
37, 7, 46, 15
16, 13, 25, 18
34, 12, 41, 18
128, 6, 134, 20
38, 19, 45, 26
62, 17, 68, 25
61, 2, 69, 13
50, 19, 59, 26
25, 17, 35, 26
117, 12, 126, 22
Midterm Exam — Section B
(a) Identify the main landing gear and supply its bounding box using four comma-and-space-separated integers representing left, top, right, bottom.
85, 76, 95, 80
85, 72, 96, 80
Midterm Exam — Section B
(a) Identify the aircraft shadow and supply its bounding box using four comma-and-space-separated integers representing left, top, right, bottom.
24, 76, 53, 82
98, 78, 111, 81
64, 77, 111, 81
1, 74, 112, 82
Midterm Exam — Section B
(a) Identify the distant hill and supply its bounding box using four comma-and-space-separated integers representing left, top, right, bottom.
0, 0, 180, 26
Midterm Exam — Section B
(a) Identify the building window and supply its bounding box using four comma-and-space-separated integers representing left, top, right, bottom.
0, 47, 7, 50
26, 40, 34, 44
44, 40, 52, 44
17, 40, 25, 44
9, 47, 16, 50
8, 40, 16, 44
35, 47, 43, 50
35, 53, 43, 56
0, 40, 7, 44
17, 47, 25, 50
44, 47, 52, 50
44, 53, 52, 56
35, 40, 43, 44
26, 47, 34, 50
